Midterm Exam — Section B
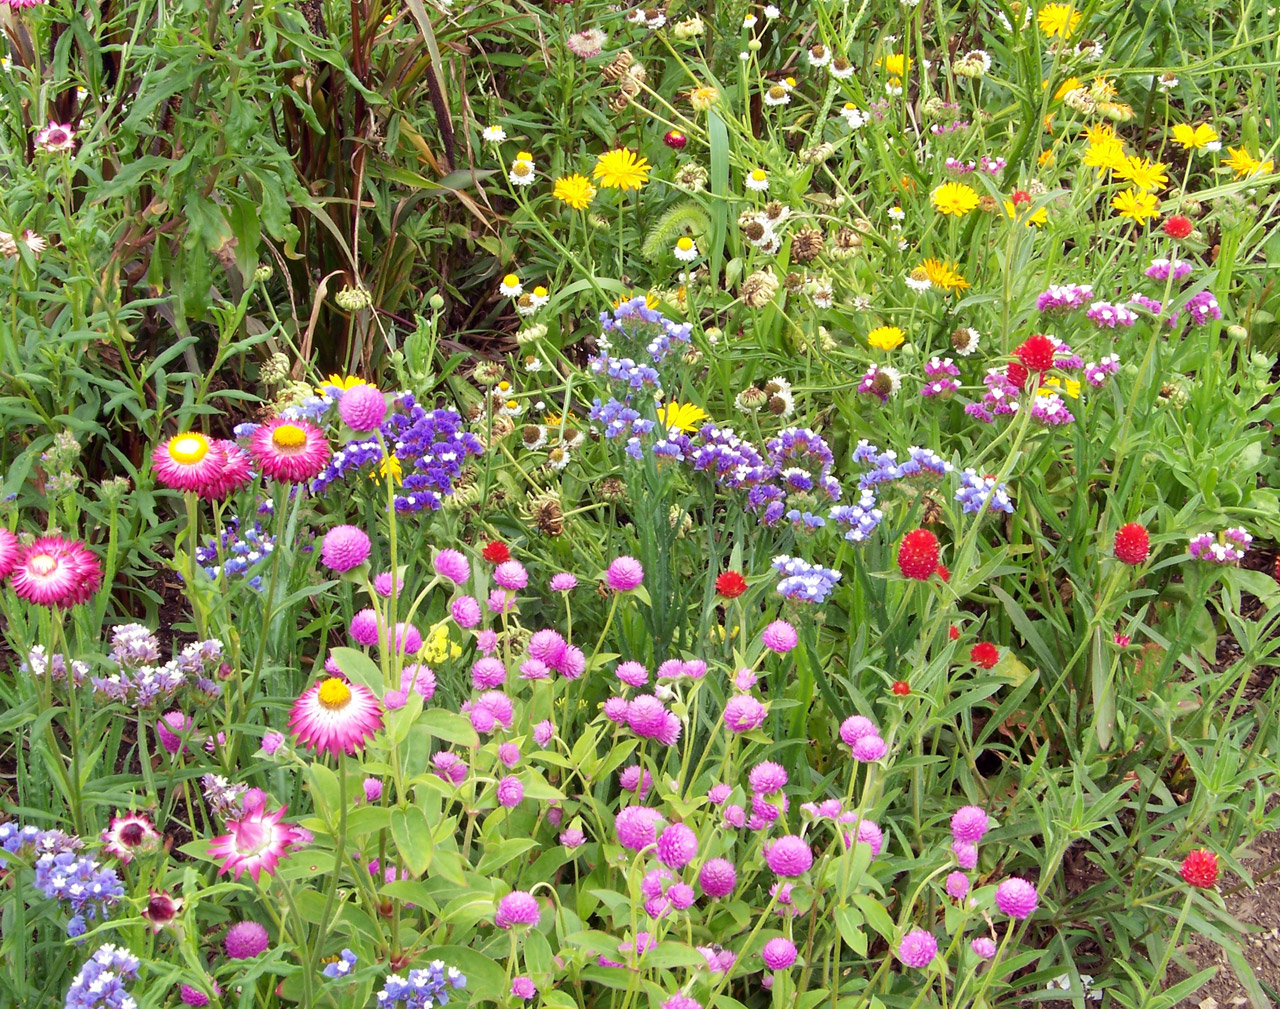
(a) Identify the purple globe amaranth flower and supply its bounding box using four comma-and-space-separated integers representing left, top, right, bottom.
616, 806, 663, 850
619, 765, 652, 798
706, 783, 732, 805
550, 572, 578, 591
761, 620, 798, 653
519, 658, 550, 681
724, 694, 766, 733
528, 629, 567, 667
432, 548, 470, 585
851, 734, 888, 762
556, 644, 586, 680
699, 857, 737, 897
362, 778, 383, 803
495, 890, 541, 928
655, 823, 698, 868
603, 697, 630, 724
321, 525, 371, 572
511, 976, 537, 1000
389, 622, 422, 655
627, 695, 680, 745
559, 828, 585, 848
156, 711, 194, 754
433, 752, 467, 785
945, 871, 971, 900
225, 921, 270, 959
667, 882, 695, 909
748, 760, 788, 795
661, 998, 702, 1009
723, 804, 746, 828
970, 936, 997, 959
616, 660, 649, 687
533, 720, 554, 746
843, 817, 884, 857
606, 555, 644, 591
995, 876, 1038, 919
765, 835, 813, 877
897, 928, 938, 968
950, 805, 990, 843
471, 657, 507, 690
339, 384, 387, 432
842, 716, 882, 748
349, 608, 382, 646
952, 839, 979, 869
496, 776, 524, 808
260, 730, 284, 755
451, 595, 481, 628
493, 560, 528, 591
761, 937, 798, 970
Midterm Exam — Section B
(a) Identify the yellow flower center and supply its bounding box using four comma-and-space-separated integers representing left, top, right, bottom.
676, 237, 694, 251
318, 677, 352, 710
29, 553, 57, 577
516, 151, 533, 162
533, 286, 548, 298
751, 170, 767, 181
498, 381, 511, 392
503, 274, 519, 288
271, 424, 307, 450
170, 433, 210, 466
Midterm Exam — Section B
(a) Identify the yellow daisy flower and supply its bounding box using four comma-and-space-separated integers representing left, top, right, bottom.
593, 148, 651, 191
867, 325, 905, 351
1224, 146, 1274, 179
1002, 201, 1048, 226
553, 174, 597, 210
319, 373, 368, 394
1037, 3, 1081, 38
1053, 76, 1082, 100
930, 182, 980, 217
1111, 188, 1160, 224
376, 454, 403, 485
878, 54, 912, 78
656, 401, 710, 433
1170, 123, 1219, 151
1113, 155, 1168, 191
1038, 377, 1081, 399
1082, 139, 1127, 175
920, 259, 969, 292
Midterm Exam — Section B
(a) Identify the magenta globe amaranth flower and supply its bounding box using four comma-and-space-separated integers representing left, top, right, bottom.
897, 928, 937, 968
180, 982, 221, 1007
970, 936, 996, 959
765, 835, 813, 877
844, 817, 884, 857
995, 876, 1038, 919
289, 677, 384, 756
495, 890, 541, 929
761, 937, 797, 970
851, 735, 888, 762
493, 560, 528, 590
534, 720, 555, 746
432, 548, 470, 585
349, 608, 381, 646
224, 920, 270, 959
616, 660, 649, 687
471, 657, 507, 690
338, 384, 387, 432
839, 714, 877, 746
511, 976, 537, 1000
661, 998, 702, 1009
496, 776, 524, 808
616, 806, 663, 851
606, 555, 644, 591
699, 857, 737, 898
952, 839, 979, 869
321, 525, 371, 572
749, 760, 788, 795
945, 871, 970, 900
667, 882, 695, 909
950, 805, 990, 843
655, 823, 698, 868
450, 595, 482, 628
155, 711, 194, 755
724, 694, 766, 732
550, 572, 578, 591
761, 620, 797, 653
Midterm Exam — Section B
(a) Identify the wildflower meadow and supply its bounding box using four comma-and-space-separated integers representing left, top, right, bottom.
2, 0, 1280, 1007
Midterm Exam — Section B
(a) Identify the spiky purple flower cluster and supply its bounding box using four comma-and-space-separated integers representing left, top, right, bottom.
854, 441, 951, 487
829, 490, 883, 543
1086, 301, 1138, 328
1183, 290, 1221, 326
771, 555, 842, 603
64, 945, 139, 1009
195, 515, 275, 589
921, 357, 961, 397
384, 397, 485, 513
0, 823, 82, 865
1189, 527, 1251, 564
685, 425, 768, 490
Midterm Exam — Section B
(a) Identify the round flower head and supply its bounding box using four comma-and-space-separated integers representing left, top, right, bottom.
765, 835, 813, 877
512, 977, 537, 1000
349, 608, 381, 646
699, 857, 737, 898
995, 876, 1038, 919
152, 433, 227, 493
493, 560, 528, 591
603, 697, 630, 724
616, 806, 663, 851
724, 695, 766, 732
373, 571, 399, 597
950, 805, 990, 843
667, 882, 695, 909
528, 629, 567, 667
550, 572, 578, 591
433, 548, 470, 585
249, 418, 330, 482
716, 570, 748, 598
606, 555, 644, 591
557, 644, 586, 679
626, 695, 671, 740
0, 528, 19, 580
209, 806, 301, 882
970, 936, 996, 959
951, 839, 979, 869
896, 928, 937, 968
495, 890, 541, 928
321, 525, 371, 572
839, 715, 878, 746
655, 823, 698, 868
471, 657, 507, 690
389, 622, 422, 655
338, 384, 386, 432
846, 818, 884, 857
749, 761, 788, 795
496, 776, 524, 808
1181, 848, 1219, 888
945, 871, 970, 900
1114, 522, 1150, 565
451, 595, 482, 628
533, 720, 554, 746
289, 677, 384, 756
10, 536, 102, 607
36, 122, 77, 153
897, 529, 940, 580
761, 620, 798, 653
662, 998, 702, 1009
762, 937, 797, 970
616, 661, 649, 687
224, 921, 269, 959
102, 812, 161, 863
851, 735, 887, 762
156, 711, 194, 755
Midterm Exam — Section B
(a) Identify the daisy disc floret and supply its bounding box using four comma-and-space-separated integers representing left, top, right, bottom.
289, 677, 384, 756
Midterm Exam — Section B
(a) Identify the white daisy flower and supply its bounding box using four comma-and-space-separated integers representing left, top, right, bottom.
673, 237, 699, 261
482, 125, 506, 142
499, 274, 523, 297
745, 168, 770, 192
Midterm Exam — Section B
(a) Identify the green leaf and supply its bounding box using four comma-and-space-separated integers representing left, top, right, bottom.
418, 708, 480, 748
391, 806, 434, 875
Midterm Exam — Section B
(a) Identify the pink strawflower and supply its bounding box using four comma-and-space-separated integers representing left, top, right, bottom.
289, 677, 383, 756
496, 776, 524, 808
896, 928, 937, 968
550, 572, 578, 591
995, 876, 1038, 919
10, 536, 101, 607
656, 823, 698, 868
950, 805, 990, 843
616, 806, 663, 850
0, 528, 18, 580
952, 839, 979, 869
321, 525, 371, 572
699, 857, 737, 897
495, 890, 541, 928
761, 937, 797, 970
35, 122, 76, 153
616, 660, 649, 687
249, 418, 330, 482
433, 548, 470, 584
749, 760, 788, 795
204, 440, 253, 500
945, 872, 970, 900
839, 715, 877, 746
152, 432, 228, 494
765, 835, 813, 877
156, 711, 194, 755
101, 812, 160, 863
209, 806, 302, 882
493, 560, 528, 590
471, 657, 507, 690
338, 384, 387, 432
970, 936, 996, 959
450, 595, 481, 628
723, 694, 766, 732
761, 620, 798, 653
224, 920, 269, 959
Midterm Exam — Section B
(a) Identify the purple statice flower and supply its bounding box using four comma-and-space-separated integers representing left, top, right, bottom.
21, 646, 89, 684
771, 555, 842, 603
978, 154, 1006, 174
110, 624, 162, 667
90, 658, 186, 709
380, 396, 485, 513
201, 773, 247, 817
33, 851, 124, 934
589, 397, 657, 445
64, 945, 140, 1008
1031, 393, 1074, 426
376, 961, 467, 1006
685, 424, 769, 490
1085, 354, 1121, 386
1183, 290, 1222, 326
829, 489, 883, 543
897, 446, 952, 481
945, 157, 976, 174
309, 436, 383, 496
1085, 301, 1138, 328
921, 356, 961, 398
965, 369, 1022, 424
1144, 257, 1193, 282
1189, 527, 1251, 564
322, 949, 358, 978
897, 929, 938, 968
955, 469, 1013, 515
1036, 283, 1093, 312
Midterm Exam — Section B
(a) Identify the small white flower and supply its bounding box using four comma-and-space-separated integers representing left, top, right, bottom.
745, 168, 770, 192
1204, 141, 1222, 151
529, 286, 550, 309
743, 14, 758, 27
673, 237, 699, 261
763, 4, 780, 18
829, 58, 855, 80
547, 445, 571, 471
482, 124, 506, 142
499, 274, 523, 297
888, 206, 905, 221
840, 103, 867, 128
763, 85, 791, 106
809, 45, 832, 68
509, 159, 536, 186
905, 276, 932, 293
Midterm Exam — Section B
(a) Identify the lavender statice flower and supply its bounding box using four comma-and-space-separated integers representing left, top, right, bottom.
22, 646, 89, 684
1183, 290, 1221, 327
202, 774, 248, 817
110, 624, 161, 668
1036, 283, 1093, 312
686, 424, 769, 490
1129, 293, 1165, 318
1144, 257, 1193, 282
1031, 393, 1074, 426
1084, 355, 1121, 386
955, 469, 1013, 515
898, 447, 952, 481
309, 436, 383, 495
64, 945, 139, 1009
1189, 527, 1251, 564
965, 370, 1022, 424
33, 851, 124, 934
322, 949, 358, 978
978, 154, 1006, 174
599, 296, 693, 364
771, 555, 842, 603
829, 489, 883, 543
921, 357, 961, 397
375, 961, 467, 1007
195, 516, 276, 589
90, 660, 186, 708
1085, 301, 1138, 328
383, 397, 485, 513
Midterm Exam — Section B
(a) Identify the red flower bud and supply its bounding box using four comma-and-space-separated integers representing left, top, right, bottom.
664, 130, 687, 150
1162, 214, 1193, 239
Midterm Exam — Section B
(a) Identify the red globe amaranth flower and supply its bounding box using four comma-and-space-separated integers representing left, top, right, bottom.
664, 130, 687, 150
1006, 360, 1029, 389
1180, 849, 1219, 888
715, 570, 748, 599
891, 680, 911, 696
482, 540, 511, 564
1011, 189, 1031, 205
970, 642, 999, 669
935, 563, 951, 582
897, 529, 940, 580
1162, 215, 1193, 239
1114, 523, 1150, 565
948, 625, 960, 641
1014, 334, 1056, 373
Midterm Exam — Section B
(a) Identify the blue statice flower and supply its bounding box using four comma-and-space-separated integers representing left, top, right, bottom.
589, 398, 658, 460
280, 390, 336, 423
195, 516, 276, 590
384, 396, 485, 514
686, 425, 768, 489
33, 851, 124, 933
772, 555, 842, 603
589, 297, 694, 395
0, 823, 82, 866
21, 645, 89, 685
64, 944, 140, 1009
322, 949, 358, 978
376, 960, 467, 1007
854, 441, 952, 487
829, 490, 884, 543
955, 469, 1013, 515
310, 437, 384, 495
